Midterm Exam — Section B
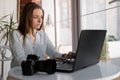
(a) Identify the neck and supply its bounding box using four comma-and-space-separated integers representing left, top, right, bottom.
29, 29, 37, 44
29, 29, 37, 37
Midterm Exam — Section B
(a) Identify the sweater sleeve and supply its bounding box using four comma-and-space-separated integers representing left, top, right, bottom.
9, 30, 26, 67
43, 32, 62, 58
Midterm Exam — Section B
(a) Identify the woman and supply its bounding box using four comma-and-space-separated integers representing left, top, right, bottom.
9, 2, 74, 68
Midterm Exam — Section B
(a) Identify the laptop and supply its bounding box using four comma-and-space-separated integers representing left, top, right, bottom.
56, 30, 106, 72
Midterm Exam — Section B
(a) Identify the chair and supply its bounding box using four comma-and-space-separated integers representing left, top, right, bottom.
0, 45, 12, 80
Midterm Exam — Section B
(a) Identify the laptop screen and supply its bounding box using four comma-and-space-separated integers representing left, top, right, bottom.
73, 30, 106, 71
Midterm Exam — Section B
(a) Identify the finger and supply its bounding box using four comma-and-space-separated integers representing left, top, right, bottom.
68, 52, 73, 58
68, 52, 75, 59
55, 57, 66, 61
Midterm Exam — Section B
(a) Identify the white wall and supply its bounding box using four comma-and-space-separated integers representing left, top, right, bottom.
0, 0, 17, 22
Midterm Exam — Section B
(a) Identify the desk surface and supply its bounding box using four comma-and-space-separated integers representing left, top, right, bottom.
8, 62, 120, 80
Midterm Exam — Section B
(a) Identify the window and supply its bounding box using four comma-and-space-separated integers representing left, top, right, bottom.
81, 0, 106, 30
80, 0, 120, 60
42, 0, 72, 53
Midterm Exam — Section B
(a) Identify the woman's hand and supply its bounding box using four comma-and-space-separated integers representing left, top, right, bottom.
54, 52, 75, 62
62, 52, 75, 59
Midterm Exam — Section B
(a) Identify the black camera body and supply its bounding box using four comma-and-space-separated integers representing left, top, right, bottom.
21, 54, 56, 76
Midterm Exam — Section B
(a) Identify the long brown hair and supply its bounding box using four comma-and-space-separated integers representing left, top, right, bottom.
18, 2, 44, 43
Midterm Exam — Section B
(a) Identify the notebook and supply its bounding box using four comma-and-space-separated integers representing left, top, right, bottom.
56, 30, 106, 72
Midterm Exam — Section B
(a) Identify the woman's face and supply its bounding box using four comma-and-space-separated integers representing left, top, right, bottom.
32, 9, 43, 30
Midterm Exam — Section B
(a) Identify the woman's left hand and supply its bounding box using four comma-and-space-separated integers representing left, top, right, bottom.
62, 52, 75, 59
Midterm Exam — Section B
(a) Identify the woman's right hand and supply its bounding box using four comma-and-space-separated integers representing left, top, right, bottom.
54, 57, 66, 62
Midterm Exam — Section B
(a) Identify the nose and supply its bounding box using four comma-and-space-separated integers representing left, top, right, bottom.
38, 18, 41, 23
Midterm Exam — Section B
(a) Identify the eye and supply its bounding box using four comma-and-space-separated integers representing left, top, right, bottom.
33, 16, 38, 19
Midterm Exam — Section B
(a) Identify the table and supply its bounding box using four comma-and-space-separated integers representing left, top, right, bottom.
7, 62, 120, 80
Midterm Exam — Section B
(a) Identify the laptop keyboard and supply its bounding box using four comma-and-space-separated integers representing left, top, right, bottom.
56, 60, 74, 70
